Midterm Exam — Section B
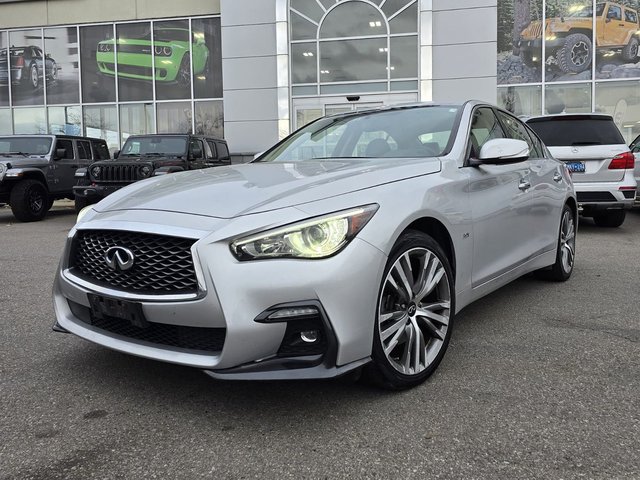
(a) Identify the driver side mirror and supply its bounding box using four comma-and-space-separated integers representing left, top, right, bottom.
472, 139, 529, 165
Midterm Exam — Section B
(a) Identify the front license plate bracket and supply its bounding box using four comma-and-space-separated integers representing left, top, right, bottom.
88, 294, 148, 329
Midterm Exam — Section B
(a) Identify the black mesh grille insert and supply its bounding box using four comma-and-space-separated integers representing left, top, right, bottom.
71, 230, 198, 294
81, 312, 224, 353
576, 191, 617, 203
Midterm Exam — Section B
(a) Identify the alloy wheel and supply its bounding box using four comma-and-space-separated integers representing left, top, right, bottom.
560, 209, 575, 273
571, 41, 589, 66
378, 247, 451, 376
28, 187, 45, 214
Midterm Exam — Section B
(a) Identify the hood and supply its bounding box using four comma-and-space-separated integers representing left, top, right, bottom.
94, 156, 183, 166
0, 155, 49, 168
95, 158, 441, 219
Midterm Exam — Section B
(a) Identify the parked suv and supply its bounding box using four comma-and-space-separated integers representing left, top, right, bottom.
74, 134, 230, 211
0, 135, 110, 222
519, 2, 640, 74
526, 114, 636, 227
628, 134, 640, 207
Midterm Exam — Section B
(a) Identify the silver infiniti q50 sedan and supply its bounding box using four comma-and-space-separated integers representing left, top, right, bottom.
53, 101, 577, 389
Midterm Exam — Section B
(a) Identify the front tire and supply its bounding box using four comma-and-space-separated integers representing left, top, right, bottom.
10, 179, 49, 222
365, 231, 455, 390
537, 204, 576, 282
593, 210, 626, 228
29, 63, 39, 89
621, 37, 639, 62
177, 55, 191, 87
557, 33, 592, 74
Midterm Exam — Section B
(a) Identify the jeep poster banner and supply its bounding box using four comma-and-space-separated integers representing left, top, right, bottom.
497, 0, 543, 85
595, 0, 640, 80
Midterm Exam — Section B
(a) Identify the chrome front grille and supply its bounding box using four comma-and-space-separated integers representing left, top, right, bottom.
70, 230, 198, 295
96, 164, 141, 183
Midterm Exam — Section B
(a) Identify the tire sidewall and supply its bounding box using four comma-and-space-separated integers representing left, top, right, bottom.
370, 231, 455, 389
556, 204, 576, 279
10, 179, 48, 222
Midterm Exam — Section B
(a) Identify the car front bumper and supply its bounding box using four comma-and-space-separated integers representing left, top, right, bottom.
53, 208, 387, 379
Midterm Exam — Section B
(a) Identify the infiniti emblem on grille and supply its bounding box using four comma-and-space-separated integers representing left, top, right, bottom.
104, 246, 135, 271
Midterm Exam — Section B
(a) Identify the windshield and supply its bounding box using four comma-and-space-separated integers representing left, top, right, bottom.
154, 29, 190, 43
568, 4, 605, 17
257, 106, 461, 163
120, 136, 188, 157
0, 137, 52, 155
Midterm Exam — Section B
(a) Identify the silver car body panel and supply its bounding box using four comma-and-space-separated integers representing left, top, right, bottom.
53, 101, 576, 377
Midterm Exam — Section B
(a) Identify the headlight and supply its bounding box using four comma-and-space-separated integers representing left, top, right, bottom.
139, 165, 152, 178
99, 44, 112, 52
90, 166, 101, 179
76, 205, 94, 223
230, 204, 379, 260
154, 46, 172, 56
0, 163, 6, 180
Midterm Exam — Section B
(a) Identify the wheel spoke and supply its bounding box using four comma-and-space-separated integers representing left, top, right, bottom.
394, 253, 414, 300
379, 310, 404, 323
416, 315, 447, 341
420, 301, 450, 312
563, 242, 575, 266
415, 258, 444, 303
384, 322, 406, 355
401, 324, 414, 373
380, 314, 408, 342
411, 318, 424, 373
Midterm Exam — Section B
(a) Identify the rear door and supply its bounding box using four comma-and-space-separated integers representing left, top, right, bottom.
527, 115, 628, 183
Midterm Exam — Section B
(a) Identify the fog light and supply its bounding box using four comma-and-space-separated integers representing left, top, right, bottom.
300, 330, 319, 343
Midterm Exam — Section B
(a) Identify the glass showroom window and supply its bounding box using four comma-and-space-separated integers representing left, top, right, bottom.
497, 85, 542, 116
289, 0, 418, 96
0, 16, 224, 147
595, 81, 640, 143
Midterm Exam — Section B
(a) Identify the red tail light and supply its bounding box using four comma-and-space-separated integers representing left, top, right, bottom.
608, 151, 635, 170
14, 56, 24, 67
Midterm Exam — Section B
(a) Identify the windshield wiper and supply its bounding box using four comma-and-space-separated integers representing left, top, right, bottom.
0, 151, 28, 157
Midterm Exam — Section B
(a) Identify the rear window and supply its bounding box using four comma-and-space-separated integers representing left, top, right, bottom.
527, 116, 625, 147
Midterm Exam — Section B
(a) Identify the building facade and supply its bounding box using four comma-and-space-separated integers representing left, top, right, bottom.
15, 0, 615, 158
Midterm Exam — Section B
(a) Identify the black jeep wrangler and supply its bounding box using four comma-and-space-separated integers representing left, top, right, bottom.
74, 134, 230, 212
0, 134, 110, 222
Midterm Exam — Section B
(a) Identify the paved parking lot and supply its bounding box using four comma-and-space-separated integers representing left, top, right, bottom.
1, 202, 639, 479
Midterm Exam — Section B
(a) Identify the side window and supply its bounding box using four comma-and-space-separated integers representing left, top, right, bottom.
469, 107, 505, 158
92, 141, 110, 160
217, 142, 229, 159
206, 140, 217, 159
77, 140, 91, 159
625, 9, 637, 23
189, 139, 204, 159
608, 5, 622, 20
496, 111, 535, 155
55, 139, 74, 159
524, 125, 545, 159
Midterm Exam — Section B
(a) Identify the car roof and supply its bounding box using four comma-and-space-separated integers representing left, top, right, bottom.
125, 134, 226, 142
0, 134, 106, 141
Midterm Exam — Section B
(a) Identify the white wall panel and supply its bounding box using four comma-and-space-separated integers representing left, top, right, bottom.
433, 0, 496, 11
432, 77, 497, 103
433, 8, 496, 45
220, 0, 277, 27
222, 57, 278, 91
432, 43, 496, 80
224, 120, 280, 153
222, 24, 277, 58
224, 89, 279, 122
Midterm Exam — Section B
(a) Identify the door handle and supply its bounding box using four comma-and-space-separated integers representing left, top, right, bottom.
553, 172, 563, 183
518, 180, 531, 191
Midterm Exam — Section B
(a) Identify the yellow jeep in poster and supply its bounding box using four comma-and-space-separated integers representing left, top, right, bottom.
519, 1, 640, 73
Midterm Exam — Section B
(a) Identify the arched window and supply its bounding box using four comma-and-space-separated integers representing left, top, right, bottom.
290, 0, 418, 96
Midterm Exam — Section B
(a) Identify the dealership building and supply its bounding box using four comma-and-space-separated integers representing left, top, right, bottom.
1, 0, 639, 158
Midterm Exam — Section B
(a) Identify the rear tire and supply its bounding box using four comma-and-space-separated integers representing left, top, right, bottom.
364, 231, 455, 390
536, 204, 576, 282
593, 210, 626, 228
10, 179, 49, 222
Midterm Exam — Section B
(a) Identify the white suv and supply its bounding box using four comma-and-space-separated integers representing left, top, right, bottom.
627, 134, 640, 207
526, 114, 636, 227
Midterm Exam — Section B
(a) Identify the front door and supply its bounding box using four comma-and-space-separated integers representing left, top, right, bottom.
292, 93, 418, 130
